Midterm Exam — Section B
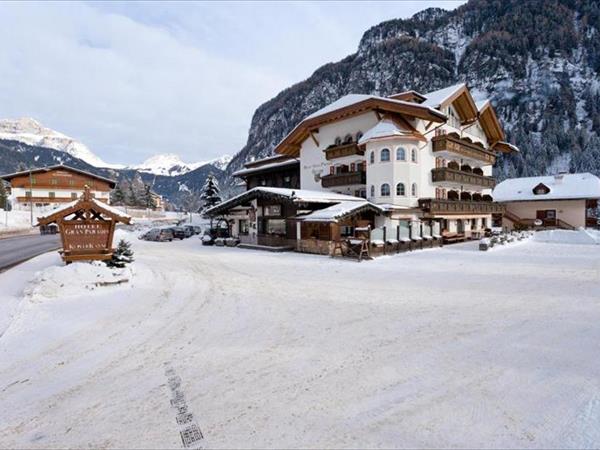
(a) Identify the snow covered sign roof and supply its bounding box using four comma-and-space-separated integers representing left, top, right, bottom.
295, 200, 383, 223
37, 187, 131, 226
493, 173, 600, 202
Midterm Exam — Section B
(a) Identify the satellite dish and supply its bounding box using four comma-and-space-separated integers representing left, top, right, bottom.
534, 219, 543, 226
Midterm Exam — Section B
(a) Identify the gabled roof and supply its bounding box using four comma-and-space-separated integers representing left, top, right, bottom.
37, 188, 131, 225
274, 95, 447, 157
422, 83, 479, 123
0, 164, 117, 188
358, 118, 423, 144
476, 99, 506, 144
204, 187, 367, 217
387, 90, 427, 103
493, 173, 600, 202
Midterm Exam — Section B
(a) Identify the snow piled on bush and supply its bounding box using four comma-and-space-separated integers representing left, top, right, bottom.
24, 261, 133, 302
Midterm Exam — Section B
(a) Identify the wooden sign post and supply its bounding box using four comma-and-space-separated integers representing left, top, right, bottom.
37, 186, 131, 263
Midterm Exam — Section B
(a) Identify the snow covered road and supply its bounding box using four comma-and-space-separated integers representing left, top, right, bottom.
1, 235, 599, 448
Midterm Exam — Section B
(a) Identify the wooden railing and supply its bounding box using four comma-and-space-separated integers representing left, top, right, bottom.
321, 171, 366, 188
432, 134, 496, 164
431, 167, 496, 188
324, 143, 365, 160
419, 198, 505, 215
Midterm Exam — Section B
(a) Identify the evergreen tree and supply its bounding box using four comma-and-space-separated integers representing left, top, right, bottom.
127, 184, 138, 207
106, 239, 134, 268
200, 174, 221, 211
0, 182, 7, 210
112, 185, 126, 205
142, 184, 156, 209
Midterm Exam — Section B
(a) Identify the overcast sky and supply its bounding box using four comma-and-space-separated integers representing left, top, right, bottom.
0, 1, 465, 166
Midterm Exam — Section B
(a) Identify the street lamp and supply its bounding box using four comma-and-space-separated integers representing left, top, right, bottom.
29, 167, 34, 226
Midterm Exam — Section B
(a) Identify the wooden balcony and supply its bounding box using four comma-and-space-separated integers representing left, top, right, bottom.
432, 134, 496, 164
419, 198, 505, 215
431, 167, 496, 188
324, 143, 364, 160
321, 171, 366, 188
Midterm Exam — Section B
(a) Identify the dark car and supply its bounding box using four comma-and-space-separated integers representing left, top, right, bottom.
183, 225, 195, 238
170, 226, 187, 240
140, 228, 174, 242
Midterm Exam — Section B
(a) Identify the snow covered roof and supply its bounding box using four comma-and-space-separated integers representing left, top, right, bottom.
493, 173, 600, 202
358, 118, 417, 144
204, 187, 366, 216
0, 164, 117, 188
232, 159, 298, 177
422, 83, 467, 108
475, 99, 490, 111
296, 200, 383, 223
305, 94, 446, 121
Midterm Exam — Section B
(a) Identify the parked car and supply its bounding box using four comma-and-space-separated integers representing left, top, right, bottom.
139, 228, 174, 242
183, 225, 196, 238
170, 226, 187, 240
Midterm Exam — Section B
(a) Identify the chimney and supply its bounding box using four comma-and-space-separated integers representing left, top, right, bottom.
554, 172, 566, 183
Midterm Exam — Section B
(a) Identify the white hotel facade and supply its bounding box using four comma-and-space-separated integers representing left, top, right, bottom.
277, 83, 516, 235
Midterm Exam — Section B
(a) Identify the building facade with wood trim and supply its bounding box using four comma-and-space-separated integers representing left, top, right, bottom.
274, 83, 518, 239
0, 165, 116, 210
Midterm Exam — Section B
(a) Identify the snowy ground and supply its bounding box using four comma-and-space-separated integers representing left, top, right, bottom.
1, 233, 599, 448
0, 209, 35, 235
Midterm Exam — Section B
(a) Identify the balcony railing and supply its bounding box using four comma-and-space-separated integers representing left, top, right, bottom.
324, 143, 365, 160
419, 198, 505, 215
431, 167, 496, 188
432, 134, 496, 164
321, 171, 366, 188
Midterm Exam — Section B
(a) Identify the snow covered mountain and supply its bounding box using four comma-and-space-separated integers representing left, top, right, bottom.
0, 118, 122, 169
133, 153, 231, 176
226, 0, 600, 185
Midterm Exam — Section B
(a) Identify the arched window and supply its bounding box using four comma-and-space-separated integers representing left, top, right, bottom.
396, 182, 405, 196
381, 148, 390, 162
356, 131, 363, 142
370, 185, 375, 197
370, 151, 375, 164
343, 134, 353, 144
334, 136, 342, 146
411, 148, 418, 163
396, 147, 406, 161
381, 183, 390, 197
411, 183, 418, 197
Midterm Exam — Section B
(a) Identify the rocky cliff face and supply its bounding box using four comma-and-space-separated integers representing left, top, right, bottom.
226, 0, 600, 189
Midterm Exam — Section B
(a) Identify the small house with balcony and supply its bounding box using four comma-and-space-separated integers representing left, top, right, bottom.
493, 173, 600, 230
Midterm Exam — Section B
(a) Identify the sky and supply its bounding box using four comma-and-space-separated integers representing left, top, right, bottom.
0, 1, 465, 166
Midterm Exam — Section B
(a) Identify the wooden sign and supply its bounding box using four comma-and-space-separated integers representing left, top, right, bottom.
37, 186, 131, 263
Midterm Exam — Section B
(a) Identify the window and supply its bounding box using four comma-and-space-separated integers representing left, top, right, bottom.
49, 192, 55, 198
266, 219, 286, 235
51, 178, 58, 185
31, 176, 36, 185
370, 185, 375, 197
396, 182, 405, 196
334, 136, 342, 146
411, 148, 418, 163
239, 219, 249, 235
356, 131, 363, 142
396, 147, 406, 161
343, 134, 353, 144
370, 151, 375, 164
71, 192, 77, 199
25, 191, 32, 198
264, 205, 281, 216
69, 180, 75, 186
381, 183, 390, 196
381, 148, 390, 162
411, 183, 418, 197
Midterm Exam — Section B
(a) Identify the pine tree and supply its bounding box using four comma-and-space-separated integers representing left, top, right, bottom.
0, 182, 7, 210
112, 185, 126, 205
142, 184, 156, 209
200, 174, 221, 211
127, 184, 138, 207
106, 239, 134, 268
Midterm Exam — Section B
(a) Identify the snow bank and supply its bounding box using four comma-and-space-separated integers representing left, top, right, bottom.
533, 228, 600, 245
24, 261, 133, 301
